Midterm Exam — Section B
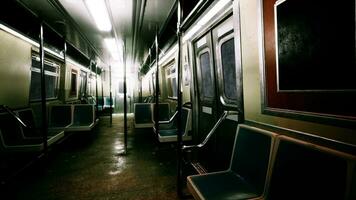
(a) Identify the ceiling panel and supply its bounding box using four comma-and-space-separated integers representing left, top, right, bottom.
17, 0, 176, 70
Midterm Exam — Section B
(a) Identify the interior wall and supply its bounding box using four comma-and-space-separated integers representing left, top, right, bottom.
239, 0, 356, 144
0, 30, 31, 108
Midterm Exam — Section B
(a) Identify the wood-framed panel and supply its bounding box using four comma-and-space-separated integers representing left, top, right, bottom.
260, 0, 356, 126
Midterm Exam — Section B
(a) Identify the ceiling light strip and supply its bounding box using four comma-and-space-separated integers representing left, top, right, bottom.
84, 0, 112, 31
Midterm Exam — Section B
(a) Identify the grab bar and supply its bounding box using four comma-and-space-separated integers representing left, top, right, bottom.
158, 110, 178, 124
182, 110, 238, 150
0, 105, 30, 129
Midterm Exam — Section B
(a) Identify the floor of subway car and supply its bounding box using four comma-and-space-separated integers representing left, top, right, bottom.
1, 114, 183, 200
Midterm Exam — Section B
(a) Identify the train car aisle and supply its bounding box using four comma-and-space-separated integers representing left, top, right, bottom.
2, 114, 180, 200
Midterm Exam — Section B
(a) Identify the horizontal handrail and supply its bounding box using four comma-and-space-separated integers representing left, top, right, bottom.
0, 105, 30, 129
182, 110, 238, 150
158, 110, 178, 124
82, 95, 96, 104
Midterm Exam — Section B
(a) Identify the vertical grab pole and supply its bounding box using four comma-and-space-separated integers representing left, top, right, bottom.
176, 0, 183, 196
123, 41, 128, 154
139, 76, 143, 103
95, 64, 99, 114
154, 30, 160, 138
109, 65, 113, 127
64, 39, 67, 101
101, 71, 104, 110
39, 22, 48, 154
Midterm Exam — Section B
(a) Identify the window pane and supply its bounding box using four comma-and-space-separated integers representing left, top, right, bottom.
199, 52, 214, 98
167, 78, 173, 97
30, 71, 41, 100
44, 64, 57, 73
30, 57, 59, 101
118, 79, 124, 93
221, 38, 237, 100
165, 64, 177, 98
171, 77, 177, 98
30, 71, 58, 100
70, 71, 77, 96
45, 75, 57, 98
79, 71, 87, 98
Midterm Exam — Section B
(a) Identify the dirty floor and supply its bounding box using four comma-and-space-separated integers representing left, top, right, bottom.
2, 114, 186, 200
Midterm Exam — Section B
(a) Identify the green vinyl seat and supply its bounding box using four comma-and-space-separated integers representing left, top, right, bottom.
187, 124, 276, 200
48, 105, 72, 129
0, 110, 64, 152
266, 136, 355, 200
67, 104, 98, 132
154, 107, 192, 143
134, 103, 153, 128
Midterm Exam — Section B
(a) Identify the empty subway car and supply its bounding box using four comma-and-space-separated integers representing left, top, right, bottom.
1, 0, 355, 199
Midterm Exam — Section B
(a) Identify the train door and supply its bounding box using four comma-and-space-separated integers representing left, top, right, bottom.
193, 15, 241, 171
193, 27, 216, 170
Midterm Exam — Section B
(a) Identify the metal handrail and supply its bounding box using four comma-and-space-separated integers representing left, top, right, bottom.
158, 110, 178, 124
0, 105, 30, 129
182, 110, 238, 150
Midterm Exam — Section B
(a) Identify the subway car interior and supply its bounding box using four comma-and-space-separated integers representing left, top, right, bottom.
0, 0, 356, 199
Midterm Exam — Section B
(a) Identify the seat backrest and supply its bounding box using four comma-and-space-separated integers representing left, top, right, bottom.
49, 105, 72, 127
134, 103, 153, 124
0, 112, 24, 145
73, 105, 94, 126
97, 96, 103, 106
181, 107, 191, 133
103, 96, 114, 108
16, 108, 36, 128
230, 124, 276, 196
267, 136, 354, 200
16, 108, 41, 137
152, 103, 170, 121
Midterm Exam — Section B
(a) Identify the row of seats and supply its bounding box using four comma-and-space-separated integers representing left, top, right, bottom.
97, 96, 115, 111
0, 106, 64, 152
134, 103, 171, 128
153, 107, 192, 143
49, 104, 99, 132
0, 104, 99, 153
187, 124, 356, 200
134, 103, 192, 143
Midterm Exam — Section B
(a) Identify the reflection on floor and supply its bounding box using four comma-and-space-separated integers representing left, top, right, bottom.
2, 114, 181, 200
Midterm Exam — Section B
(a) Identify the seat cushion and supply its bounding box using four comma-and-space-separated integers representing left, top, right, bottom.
159, 129, 178, 137
159, 123, 176, 130
188, 171, 259, 200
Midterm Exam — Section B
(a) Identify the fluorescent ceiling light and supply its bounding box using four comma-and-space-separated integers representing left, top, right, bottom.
85, 0, 112, 31
183, 0, 231, 41
104, 38, 122, 61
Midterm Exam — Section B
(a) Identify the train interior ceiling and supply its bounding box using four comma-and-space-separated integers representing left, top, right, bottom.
0, 0, 356, 199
